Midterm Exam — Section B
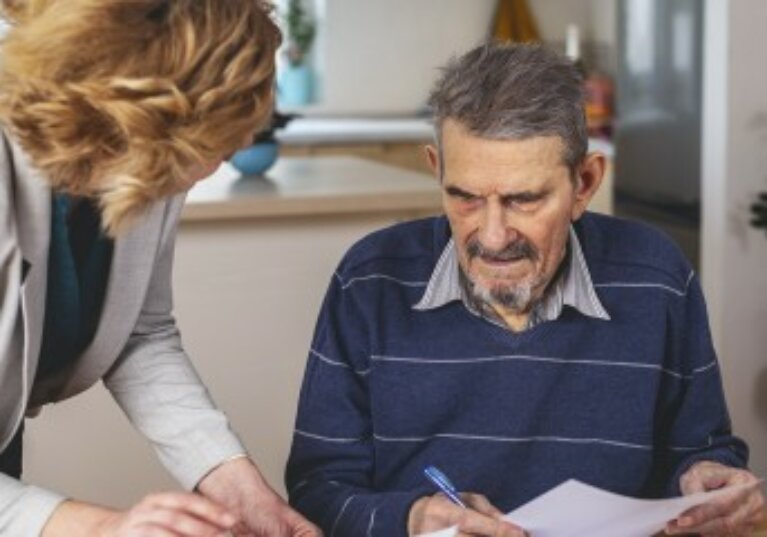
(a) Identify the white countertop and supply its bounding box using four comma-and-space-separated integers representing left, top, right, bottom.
276, 117, 434, 145
182, 156, 441, 222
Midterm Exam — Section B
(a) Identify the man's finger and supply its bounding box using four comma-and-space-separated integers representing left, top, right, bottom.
684, 514, 735, 536
463, 493, 504, 518
680, 463, 732, 494
721, 491, 767, 531
680, 501, 726, 525
456, 508, 525, 537
671, 494, 759, 536
676, 485, 752, 528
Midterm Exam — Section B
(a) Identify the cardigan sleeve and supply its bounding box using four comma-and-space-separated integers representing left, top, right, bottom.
286, 271, 430, 537
659, 271, 748, 496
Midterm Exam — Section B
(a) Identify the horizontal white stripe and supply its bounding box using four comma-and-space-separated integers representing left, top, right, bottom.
294, 429, 368, 443
691, 361, 717, 375
311, 349, 350, 369
310, 349, 370, 376
296, 429, 713, 453
594, 282, 685, 296
374, 432, 652, 451
370, 354, 717, 380
594, 271, 695, 297
335, 272, 428, 290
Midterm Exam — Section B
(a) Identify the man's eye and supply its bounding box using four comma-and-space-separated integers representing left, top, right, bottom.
505, 195, 544, 210
446, 188, 478, 202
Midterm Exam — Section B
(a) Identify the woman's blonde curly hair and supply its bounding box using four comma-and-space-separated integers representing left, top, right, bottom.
0, 0, 280, 235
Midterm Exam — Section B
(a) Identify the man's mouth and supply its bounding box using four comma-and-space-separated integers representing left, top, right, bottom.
466, 238, 537, 268
479, 255, 528, 266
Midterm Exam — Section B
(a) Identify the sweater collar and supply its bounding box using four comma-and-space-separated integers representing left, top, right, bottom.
413, 226, 610, 324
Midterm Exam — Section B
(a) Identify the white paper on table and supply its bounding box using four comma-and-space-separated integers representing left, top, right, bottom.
417, 479, 760, 537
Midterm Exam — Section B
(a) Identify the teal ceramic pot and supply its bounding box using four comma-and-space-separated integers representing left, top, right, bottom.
229, 142, 279, 176
278, 64, 313, 107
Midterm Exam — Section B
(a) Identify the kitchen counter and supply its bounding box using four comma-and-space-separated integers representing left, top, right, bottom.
182, 155, 441, 222
277, 117, 433, 145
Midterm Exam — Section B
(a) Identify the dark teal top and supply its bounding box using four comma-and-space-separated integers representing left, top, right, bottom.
37, 194, 114, 379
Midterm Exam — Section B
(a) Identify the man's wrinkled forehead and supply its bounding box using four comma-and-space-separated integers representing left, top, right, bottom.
437, 119, 571, 173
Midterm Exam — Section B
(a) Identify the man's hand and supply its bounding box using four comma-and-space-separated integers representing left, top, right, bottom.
666, 461, 764, 536
408, 492, 527, 536
196, 456, 321, 537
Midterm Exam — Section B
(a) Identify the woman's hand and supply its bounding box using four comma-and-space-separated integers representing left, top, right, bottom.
196, 456, 320, 536
408, 492, 527, 536
43, 492, 237, 537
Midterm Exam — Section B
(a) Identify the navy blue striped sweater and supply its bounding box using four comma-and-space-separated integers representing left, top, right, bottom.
286, 213, 747, 536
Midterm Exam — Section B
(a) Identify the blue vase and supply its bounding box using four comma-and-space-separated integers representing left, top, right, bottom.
278, 64, 313, 107
229, 142, 279, 176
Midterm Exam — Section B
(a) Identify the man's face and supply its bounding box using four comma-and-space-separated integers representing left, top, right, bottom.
430, 119, 583, 313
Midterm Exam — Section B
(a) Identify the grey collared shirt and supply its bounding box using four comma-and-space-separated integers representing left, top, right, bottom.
413, 227, 610, 330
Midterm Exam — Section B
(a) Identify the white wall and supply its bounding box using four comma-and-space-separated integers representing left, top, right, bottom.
297, 0, 617, 115
529, 0, 615, 44
309, 0, 497, 115
701, 0, 767, 478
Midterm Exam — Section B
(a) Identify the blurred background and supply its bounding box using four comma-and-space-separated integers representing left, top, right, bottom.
21, 0, 767, 510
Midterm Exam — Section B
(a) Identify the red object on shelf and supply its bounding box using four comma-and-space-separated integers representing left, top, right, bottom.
585, 73, 614, 139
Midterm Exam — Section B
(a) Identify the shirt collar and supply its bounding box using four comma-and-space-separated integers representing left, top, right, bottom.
413, 227, 610, 323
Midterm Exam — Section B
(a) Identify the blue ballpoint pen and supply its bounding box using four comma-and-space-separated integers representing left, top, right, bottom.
423, 465, 467, 508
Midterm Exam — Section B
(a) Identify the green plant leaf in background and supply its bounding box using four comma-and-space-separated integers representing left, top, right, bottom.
286, 0, 316, 66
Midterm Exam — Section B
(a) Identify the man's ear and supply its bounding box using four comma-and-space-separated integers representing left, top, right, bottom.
425, 144, 440, 180
571, 152, 606, 221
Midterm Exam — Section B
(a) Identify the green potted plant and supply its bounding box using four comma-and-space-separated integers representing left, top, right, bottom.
278, 0, 316, 107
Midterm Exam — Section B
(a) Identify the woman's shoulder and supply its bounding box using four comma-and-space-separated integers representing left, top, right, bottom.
0, 127, 47, 194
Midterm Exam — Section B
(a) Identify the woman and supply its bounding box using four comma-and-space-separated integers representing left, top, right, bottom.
0, 1, 319, 536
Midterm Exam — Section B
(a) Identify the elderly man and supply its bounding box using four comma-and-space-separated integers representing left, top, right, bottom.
285, 43, 763, 537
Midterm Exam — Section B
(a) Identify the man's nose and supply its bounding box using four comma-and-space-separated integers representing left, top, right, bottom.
478, 202, 516, 252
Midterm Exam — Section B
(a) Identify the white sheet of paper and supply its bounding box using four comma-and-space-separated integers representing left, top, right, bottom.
417, 479, 758, 537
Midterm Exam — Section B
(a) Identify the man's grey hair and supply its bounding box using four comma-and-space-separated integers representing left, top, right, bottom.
428, 42, 587, 174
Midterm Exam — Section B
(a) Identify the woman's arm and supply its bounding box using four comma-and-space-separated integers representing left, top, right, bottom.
42, 493, 237, 537
103, 195, 318, 536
